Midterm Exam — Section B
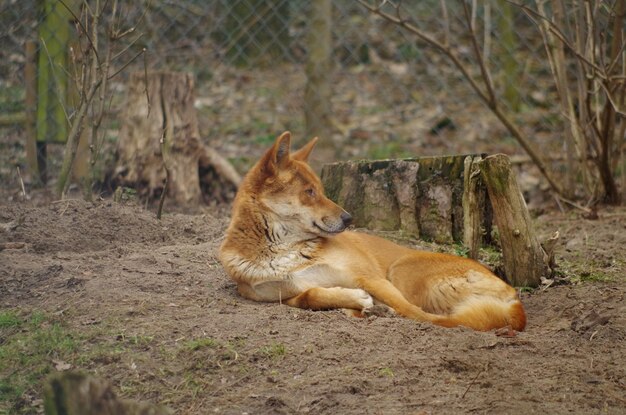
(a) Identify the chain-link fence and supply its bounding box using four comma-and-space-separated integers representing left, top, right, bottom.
1, 0, 564, 190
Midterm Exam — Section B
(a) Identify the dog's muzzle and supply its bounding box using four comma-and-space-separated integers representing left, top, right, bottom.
340, 211, 353, 227
315, 211, 352, 234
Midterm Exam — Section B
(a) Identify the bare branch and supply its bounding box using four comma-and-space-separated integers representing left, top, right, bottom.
356, 0, 565, 197
355, 0, 490, 104
111, 33, 144, 62
511, 1, 607, 78
599, 81, 626, 117
436, 1, 449, 48
483, 2, 491, 65
157, 129, 170, 220
462, 1, 496, 106
107, 48, 146, 80
58, 0, 100, 65
39, 37, 71, 124
143, 48, 151, 117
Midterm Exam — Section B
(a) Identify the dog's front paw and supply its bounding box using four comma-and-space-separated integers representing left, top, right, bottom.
363, 304, 396, 317
352, 288, 374, 311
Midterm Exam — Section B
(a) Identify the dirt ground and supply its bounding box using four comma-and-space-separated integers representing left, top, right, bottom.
1, 199, 625, 415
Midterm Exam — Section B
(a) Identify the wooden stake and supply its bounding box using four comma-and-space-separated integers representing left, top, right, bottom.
462, 155, 484, 259
479, 154, 550, 287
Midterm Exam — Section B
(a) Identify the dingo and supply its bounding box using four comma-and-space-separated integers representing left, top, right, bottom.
220, 132, 526, 331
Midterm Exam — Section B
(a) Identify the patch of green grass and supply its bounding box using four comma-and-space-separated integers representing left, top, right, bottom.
0, 85, 25, 113
29, 311, 46, 327
480, 246, 502, 267
254, 133, 275, 146
454, 244, 470, 258
356, 104, 385, 116
379, 367, 394, 378
0, 311, 21, 329
367, 142, 413, 160
574, 270, 612, 283
0, 311, 78, 412
260, 343, 286, 359
397, 42, 422, 61
228, 156, 252, 173
185, 337, 218, 351
130, 334, 155, 346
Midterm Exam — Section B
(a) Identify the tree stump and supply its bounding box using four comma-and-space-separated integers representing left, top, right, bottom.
321, 155, 487, 244
115, 72, 240, 205
321, 154, 552, 287
44, 371, 171, 415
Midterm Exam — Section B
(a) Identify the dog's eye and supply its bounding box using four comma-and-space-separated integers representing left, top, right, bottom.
305, 188, 315, 197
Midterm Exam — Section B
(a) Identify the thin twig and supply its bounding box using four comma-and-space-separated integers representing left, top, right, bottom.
111, 33, 144, 62
143, 48, 151, 117
462, 1, 496, 106
556, 195, 593, 213
112, 0, 152, 40
58, 0, 100, 65
461, 365, 486, 399
599, 78, 626, 116
483, 2, 491, 65
39, 37, 71, 125
16, 167, 26, 198
156, 129, 169, 220
107, 48, 145, 80
439, 0, 450, 48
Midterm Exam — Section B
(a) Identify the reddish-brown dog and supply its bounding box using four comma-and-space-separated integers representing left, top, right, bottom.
220, 132, 526, 331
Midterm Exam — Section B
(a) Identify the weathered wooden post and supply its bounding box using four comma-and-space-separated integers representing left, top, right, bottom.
479, 154, 550, 287
24, 40, 40, 183
462, 155, 486, 259
36, 0, 76, 146
304, 0, 334, 165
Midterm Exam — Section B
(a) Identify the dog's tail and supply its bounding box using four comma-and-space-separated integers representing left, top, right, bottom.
432, 297, 526, 332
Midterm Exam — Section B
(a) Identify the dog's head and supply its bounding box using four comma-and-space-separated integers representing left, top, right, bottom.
243, 131, 352, 237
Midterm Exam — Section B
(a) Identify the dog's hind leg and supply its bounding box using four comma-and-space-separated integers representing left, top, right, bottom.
285, 287, 374, 312
356, 277, 441, 324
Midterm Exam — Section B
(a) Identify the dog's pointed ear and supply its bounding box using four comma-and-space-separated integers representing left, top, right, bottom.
292, 136, 319, 162
263, 131, 291, 175
272, 131, 291, 166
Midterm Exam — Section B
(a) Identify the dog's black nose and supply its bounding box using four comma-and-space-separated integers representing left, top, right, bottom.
341, 211, 353, 227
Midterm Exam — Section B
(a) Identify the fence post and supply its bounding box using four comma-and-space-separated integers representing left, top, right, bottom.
36, 0, 74, 147
497, 0, 521, 112
304, 0, 334, 165
25, 40, 40, 184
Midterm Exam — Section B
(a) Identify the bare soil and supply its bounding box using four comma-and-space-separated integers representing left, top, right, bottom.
1, 199, 625, 414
